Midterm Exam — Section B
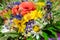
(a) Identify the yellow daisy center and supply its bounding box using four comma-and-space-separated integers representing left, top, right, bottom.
33, 25, 40, 32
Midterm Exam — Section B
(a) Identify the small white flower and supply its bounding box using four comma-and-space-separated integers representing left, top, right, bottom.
1, 25, 10, 33
1, 28, 10, 33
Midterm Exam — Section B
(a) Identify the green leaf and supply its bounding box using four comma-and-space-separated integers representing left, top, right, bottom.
0, 16, 4, 25
43, 24, 52, 29
54, 21, 60, 31
48, 27, 56, 31
43, 22, 57, 30
38, 0, 45, 2
0, 7, 3, 10
42, 32, 48, 40
0, 32, 4, 37
52, 1, 59, 10
42, 29, 57, 38
0, 26, 3, 31
52, 9, 60, 16
48, 30, 57, 40
27, 36, 33, 40
0, 35, 8, 40
4, 32, 19, 38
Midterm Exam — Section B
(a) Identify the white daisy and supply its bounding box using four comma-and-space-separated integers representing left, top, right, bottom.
31, 19, 47, 40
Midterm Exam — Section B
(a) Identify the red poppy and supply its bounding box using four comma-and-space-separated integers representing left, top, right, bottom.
12, 5, 19, 16
19, 2, 36, 16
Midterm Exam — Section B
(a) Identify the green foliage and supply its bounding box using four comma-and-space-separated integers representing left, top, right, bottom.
27, 36, 33, 40
0, 3, 4, 10
42, 22, 58, 40
0, 16, 4, 26
38, 0, 45, 2
42, 29, 57, 40
53, 9, 60, 16
42, 32, 48, 40
52, 1, 60, 21
0, 7, 3, 10
0, 32, 20, 40
4, 32, 19, 38
54, 21, 60, 32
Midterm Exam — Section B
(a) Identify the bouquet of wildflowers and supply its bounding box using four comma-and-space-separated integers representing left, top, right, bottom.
0, 0, 60, 40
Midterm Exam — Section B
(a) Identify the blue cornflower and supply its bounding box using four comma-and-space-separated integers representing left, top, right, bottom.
15, 14, 23, 20
46, 1, 52, 7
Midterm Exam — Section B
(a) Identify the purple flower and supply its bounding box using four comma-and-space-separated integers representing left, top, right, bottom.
25, 20, 35, 33
13, 2, 20, 5
27, 19, 34, 25
26, 25, 32, 33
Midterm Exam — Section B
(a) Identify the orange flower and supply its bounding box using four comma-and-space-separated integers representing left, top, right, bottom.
12, 5, 19, 16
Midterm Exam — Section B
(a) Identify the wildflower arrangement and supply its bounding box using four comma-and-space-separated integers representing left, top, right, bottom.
0, 0, 60, 40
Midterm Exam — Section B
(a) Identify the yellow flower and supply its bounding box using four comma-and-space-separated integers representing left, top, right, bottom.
30, 10, 37, 19
23, 10, 43, 21
23, 13, 31, 22
30, 10, 43, 20
13, 18, 21, 26
36, 2, 45, 7
33, 25, 40, 32
12, 18, 26, 33
18, 22, 26, 33
37, 11, 43, 18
